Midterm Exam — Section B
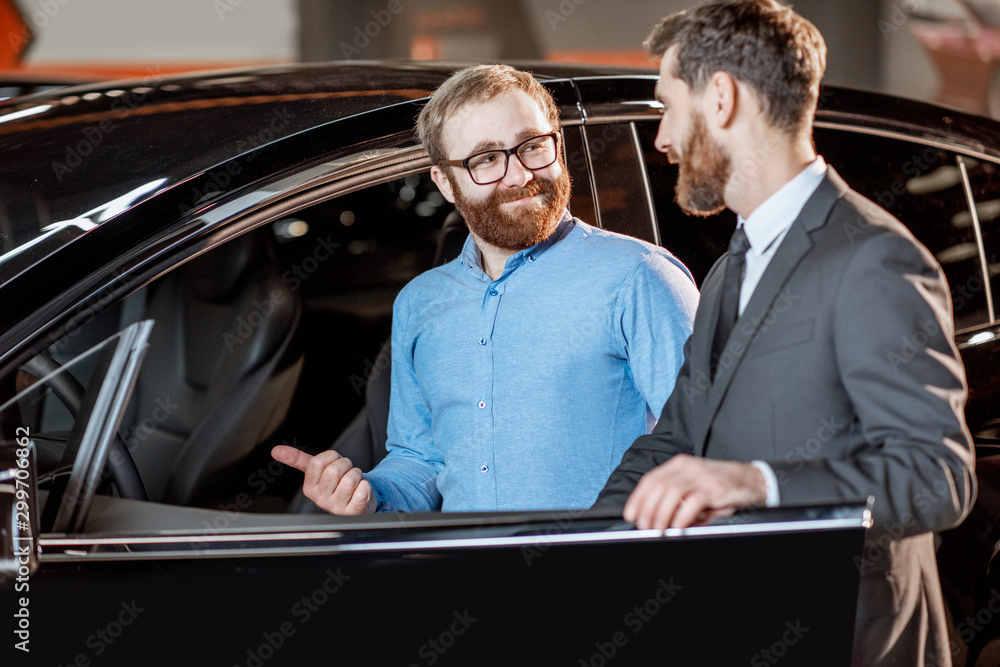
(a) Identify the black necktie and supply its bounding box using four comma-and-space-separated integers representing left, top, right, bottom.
711, 225, 751, 379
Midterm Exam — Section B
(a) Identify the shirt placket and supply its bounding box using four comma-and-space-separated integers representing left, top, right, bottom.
474, 279, 505, 509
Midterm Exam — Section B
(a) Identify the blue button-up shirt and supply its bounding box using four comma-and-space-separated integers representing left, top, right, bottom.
365, 214, 699, 512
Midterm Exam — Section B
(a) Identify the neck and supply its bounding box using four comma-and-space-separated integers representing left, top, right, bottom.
470, 232, 517, 280
725, 129, 817, 219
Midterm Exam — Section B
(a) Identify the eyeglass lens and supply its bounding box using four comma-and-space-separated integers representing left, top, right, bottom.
468, 135, 557, 184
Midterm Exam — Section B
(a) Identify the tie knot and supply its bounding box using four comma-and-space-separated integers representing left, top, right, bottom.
728, 226, 751, 257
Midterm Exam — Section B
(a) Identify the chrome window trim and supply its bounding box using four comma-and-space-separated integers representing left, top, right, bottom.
958, 155, 996, 323
38, 514, 867, 562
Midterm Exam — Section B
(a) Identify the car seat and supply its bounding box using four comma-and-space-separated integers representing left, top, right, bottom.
289, 210, 467, 512
123, 228, 304, 507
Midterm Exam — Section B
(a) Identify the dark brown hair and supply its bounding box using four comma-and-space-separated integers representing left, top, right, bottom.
645, 0, 826, 136
415, 64, 561, 165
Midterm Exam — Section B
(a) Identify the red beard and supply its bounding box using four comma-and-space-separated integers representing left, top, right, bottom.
448, 167, 571, 251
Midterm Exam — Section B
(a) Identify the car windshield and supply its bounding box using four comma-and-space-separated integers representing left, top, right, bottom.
0, 321, 152, 534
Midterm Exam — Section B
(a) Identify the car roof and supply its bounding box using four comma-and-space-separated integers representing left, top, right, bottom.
1, 60, 999, 283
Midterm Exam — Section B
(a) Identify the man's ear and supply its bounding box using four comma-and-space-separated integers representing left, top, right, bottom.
430, 165, 456, 204
707, 71, 738, 129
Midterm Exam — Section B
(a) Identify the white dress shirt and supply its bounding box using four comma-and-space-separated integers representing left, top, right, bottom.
738, 156, 828, 315
741, 156, 828, 506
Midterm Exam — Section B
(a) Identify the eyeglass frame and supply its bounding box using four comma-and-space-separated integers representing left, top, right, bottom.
437, 132, 561, 185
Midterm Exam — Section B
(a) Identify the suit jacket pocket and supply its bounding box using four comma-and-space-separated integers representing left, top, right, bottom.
745, 318, 815, 359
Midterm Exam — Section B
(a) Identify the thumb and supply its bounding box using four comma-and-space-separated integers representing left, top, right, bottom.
271, 444, 313, 473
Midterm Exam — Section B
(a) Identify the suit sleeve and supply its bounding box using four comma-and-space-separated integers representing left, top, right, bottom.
363, 291, 443, 513
767, 232, 976, 536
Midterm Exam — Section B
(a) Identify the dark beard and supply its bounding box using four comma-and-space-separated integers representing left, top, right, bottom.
448, 167, 571, 251
675, 110, 732, 217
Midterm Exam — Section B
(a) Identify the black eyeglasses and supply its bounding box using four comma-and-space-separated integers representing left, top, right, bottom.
439, 132, 560, 185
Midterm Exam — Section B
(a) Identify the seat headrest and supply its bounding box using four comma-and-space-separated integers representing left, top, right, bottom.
183, 231, 269, 303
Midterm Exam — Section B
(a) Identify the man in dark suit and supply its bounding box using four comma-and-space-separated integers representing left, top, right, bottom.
594, 1, 976, 664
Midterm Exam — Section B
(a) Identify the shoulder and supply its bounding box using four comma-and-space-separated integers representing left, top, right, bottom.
824, 185, 937, 270
392, 259, 465, 317
562, 218, 696, 284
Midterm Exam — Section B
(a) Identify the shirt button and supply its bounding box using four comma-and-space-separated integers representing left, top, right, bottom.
479, 337, 487, 346
528, 255, 535, 262
489, 289, 498, 296
480, 465, 489, 473
478, 401, 486, 409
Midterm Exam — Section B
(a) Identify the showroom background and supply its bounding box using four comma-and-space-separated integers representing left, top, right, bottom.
0, 0, 984, 116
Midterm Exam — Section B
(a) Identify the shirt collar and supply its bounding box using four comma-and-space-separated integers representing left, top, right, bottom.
460, 209, 575, 280
738, 156, 827, 254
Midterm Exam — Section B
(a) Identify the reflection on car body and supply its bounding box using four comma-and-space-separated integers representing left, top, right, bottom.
0, 60, 999, 665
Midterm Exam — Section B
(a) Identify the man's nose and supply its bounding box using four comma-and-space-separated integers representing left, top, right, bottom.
654, 121, 672, 155
500, 155, 534, 188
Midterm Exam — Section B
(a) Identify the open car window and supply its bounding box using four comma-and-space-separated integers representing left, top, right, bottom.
3, 320, 152, 535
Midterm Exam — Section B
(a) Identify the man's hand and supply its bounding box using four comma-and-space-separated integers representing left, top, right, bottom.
271, 445, 377, 515
623, 454, 767, 531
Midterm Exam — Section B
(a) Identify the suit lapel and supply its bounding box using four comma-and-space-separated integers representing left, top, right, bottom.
692, 169, 849, 456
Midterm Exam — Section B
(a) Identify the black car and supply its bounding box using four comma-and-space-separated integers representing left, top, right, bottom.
0, 61, 999, 666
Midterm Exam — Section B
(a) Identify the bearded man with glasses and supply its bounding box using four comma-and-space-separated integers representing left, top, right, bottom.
273, 64, 699, 515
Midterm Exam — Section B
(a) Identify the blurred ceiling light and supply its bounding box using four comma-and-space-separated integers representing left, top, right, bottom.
906, 166, 961, 195
273, 218, 310, 238
952, 200, 1000, 228
963, 331, 996, 347
198, 76, 259, 86
0, 104, 52, 124
935, 242, 978, 264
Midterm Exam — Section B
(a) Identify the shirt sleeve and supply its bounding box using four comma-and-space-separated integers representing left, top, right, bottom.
363, 290, 444, 513
616, 251, 699, 420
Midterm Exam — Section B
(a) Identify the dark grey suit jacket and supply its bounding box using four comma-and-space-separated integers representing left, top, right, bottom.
595, 168, 976, 666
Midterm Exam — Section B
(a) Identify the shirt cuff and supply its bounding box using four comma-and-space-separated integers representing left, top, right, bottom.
365, 474, 397, 513
750, 460, 780, 508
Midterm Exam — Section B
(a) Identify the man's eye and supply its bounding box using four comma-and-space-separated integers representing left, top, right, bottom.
471, 153, 500, 168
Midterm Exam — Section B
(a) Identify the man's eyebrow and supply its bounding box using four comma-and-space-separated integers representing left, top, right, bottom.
466, 128, 554, 155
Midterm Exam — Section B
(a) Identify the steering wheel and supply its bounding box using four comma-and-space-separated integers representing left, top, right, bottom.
20, 352, 147, 501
